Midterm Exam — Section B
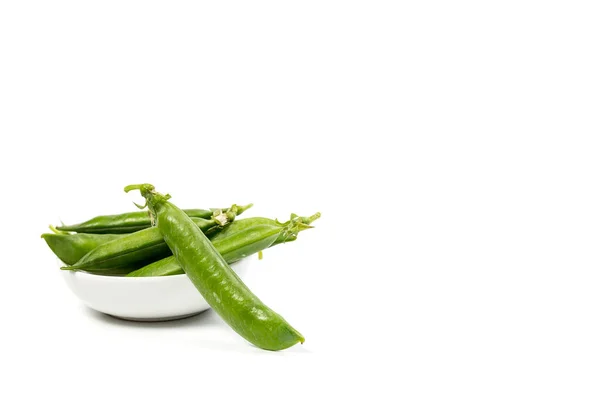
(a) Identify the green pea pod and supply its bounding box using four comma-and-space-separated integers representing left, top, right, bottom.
125, 183, 305, 351
127, 213, 320, 277
56, 205, 250, 234
42, 232, 122, 265
45, 206, 251, 267
60, 206, 243, 274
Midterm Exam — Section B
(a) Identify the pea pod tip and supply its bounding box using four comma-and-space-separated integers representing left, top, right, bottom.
237, 203, 254, 214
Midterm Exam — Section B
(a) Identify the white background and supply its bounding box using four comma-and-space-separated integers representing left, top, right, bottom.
1, 1, 599, 399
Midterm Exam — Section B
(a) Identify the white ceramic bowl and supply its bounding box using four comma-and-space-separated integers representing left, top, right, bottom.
61, 257, 252, 321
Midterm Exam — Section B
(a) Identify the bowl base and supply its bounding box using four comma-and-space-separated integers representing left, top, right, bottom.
106, 311, 205, 322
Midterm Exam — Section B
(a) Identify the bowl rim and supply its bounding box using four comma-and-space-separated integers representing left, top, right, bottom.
59, 257, 249, 281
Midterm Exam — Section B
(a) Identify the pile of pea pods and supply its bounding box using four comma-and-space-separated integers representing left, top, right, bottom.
42, 185, 319, 351
43, 202, 319, 277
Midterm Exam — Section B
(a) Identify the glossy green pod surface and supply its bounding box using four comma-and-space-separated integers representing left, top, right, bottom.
60, 211, 238, 274
42, 232, 122, 265
126, 184, 305, 351
127, 214, 319, 277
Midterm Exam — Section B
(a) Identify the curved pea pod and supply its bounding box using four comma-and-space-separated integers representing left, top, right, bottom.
125, 183, 306, 351
127, 213, 320, 277
42, 232, 122, 265
56, 204, 251, 234
60, 206, 243, 274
